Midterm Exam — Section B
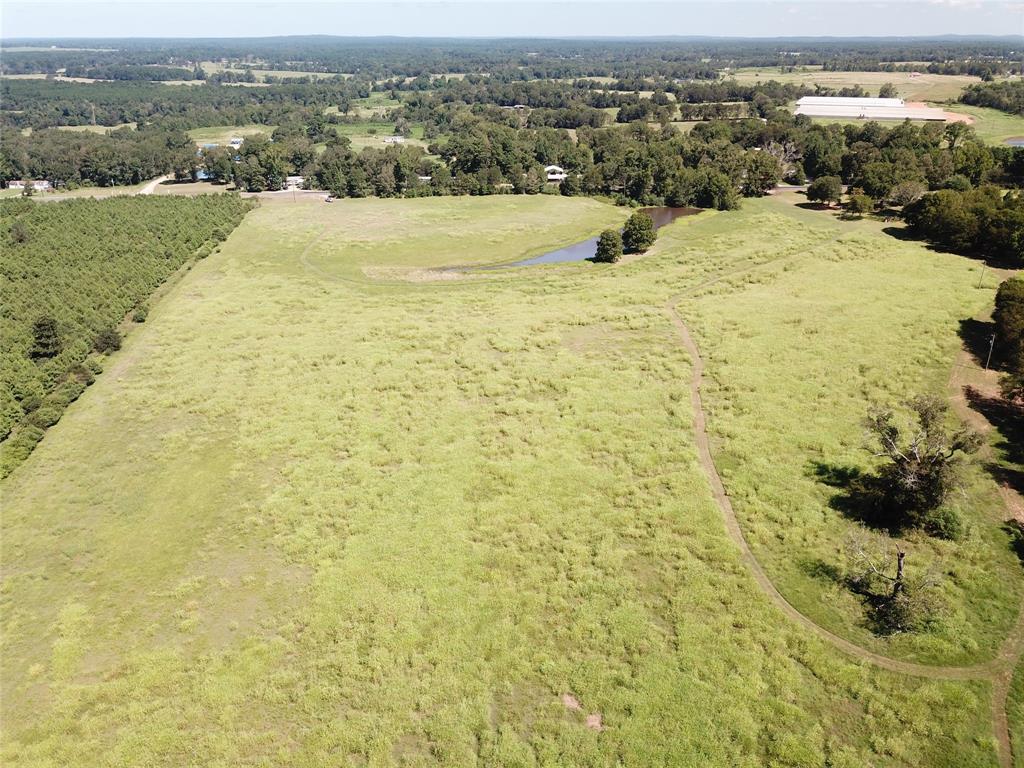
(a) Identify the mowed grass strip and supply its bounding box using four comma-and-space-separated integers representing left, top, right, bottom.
0, 195, 1008, 766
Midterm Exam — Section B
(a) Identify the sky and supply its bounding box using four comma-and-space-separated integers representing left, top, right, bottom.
2, 0, 1023, 39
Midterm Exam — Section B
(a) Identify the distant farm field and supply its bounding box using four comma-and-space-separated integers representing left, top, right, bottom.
53, 122, 138, 133
2, 193, 1015, 766
727, 66, 982, 102
199, 61, 352, 81
187, 124, 277, 145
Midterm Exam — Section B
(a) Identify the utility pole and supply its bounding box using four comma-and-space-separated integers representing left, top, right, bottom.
977, 264, 987, 289
985, 333, 996, 370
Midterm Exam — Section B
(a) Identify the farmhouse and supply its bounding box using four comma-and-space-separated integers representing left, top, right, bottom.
382, 135, 406, 144
545, 165, 568, 182
228, 137, 244, 149
795, 96, 948, 121
285, 175, 305, 190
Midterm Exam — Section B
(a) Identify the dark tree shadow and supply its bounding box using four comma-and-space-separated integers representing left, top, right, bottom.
958, 319, 997, 368
809, 460, 862, 488
1005, 521, 1024, 564
799, 557, 843, 584
882, 225, 918, 242
807, 460, 907, 535
965, 387, 1024, 469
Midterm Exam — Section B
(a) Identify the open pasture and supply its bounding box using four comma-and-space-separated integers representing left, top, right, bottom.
2, 192, 1018, 766
727, 66, 982, 103
680, 200, 1022, 666
187, 124, 277, 146
332, 120, 429, 150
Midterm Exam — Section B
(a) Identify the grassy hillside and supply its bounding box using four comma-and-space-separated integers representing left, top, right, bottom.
1, 194, 1015, 766
0, 194, 253, 474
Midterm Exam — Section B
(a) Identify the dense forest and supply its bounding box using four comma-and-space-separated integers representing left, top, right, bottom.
0, 194, 253, 475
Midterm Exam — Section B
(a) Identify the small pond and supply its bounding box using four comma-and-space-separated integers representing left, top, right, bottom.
1005, 138, 1024, 147
496, 206, 700, 268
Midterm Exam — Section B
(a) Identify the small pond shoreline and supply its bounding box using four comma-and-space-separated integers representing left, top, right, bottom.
443, 206, 700, 271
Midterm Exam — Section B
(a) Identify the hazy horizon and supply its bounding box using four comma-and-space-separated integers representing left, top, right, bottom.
4, 1, 1024, 40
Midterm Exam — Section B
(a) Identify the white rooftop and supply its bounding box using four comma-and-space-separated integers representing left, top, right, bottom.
797, 96, 905, 108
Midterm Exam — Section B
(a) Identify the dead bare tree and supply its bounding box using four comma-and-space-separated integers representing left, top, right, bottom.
845, 532, 943, 634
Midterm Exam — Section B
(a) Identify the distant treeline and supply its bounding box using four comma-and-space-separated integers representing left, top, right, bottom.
823, 59, 1019, 79
62, 63, 205, 81
3, 36, 1022, 80
960, 80, 1024, 116
0, 194, 254, 474
0, 78, 361, 130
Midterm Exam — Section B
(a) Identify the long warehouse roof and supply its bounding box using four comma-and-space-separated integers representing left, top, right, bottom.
796, 96, 906, 108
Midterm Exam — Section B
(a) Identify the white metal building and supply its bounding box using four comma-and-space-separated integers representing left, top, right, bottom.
795, 96, 948, 122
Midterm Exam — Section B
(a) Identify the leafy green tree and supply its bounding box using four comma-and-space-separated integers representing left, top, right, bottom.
846, 193, 874, 218
743, 151, 782, 197
621, 211, 656, 253
861, 395, 980, 537
943, 122, 975, 150
888, 180, 926, 208
995, 278, 1024, 401
953, 141, 993, 185
807, 175, 843, 206
695, 169, 739, 211
30, 316, 61, 360
559, 172, 581, 196
878, 82, 899, 99
593, 229, 623, 263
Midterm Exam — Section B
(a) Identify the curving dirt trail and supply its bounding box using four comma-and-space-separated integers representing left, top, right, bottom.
665, 268, 1024, 767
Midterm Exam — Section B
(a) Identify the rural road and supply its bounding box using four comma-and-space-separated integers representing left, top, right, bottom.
138, 174, 172, 195
664, 256, 1024, 768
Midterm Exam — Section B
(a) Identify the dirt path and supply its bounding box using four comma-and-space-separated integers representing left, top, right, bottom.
138, 174, 172, 195
665, 263, 1024, 767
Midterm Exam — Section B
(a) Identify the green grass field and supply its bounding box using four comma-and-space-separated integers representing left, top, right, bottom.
952, 104, 1024, 144
681, 203, 1022, 666
1, 194, 1017, 766
1012, 663, 1024, 768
